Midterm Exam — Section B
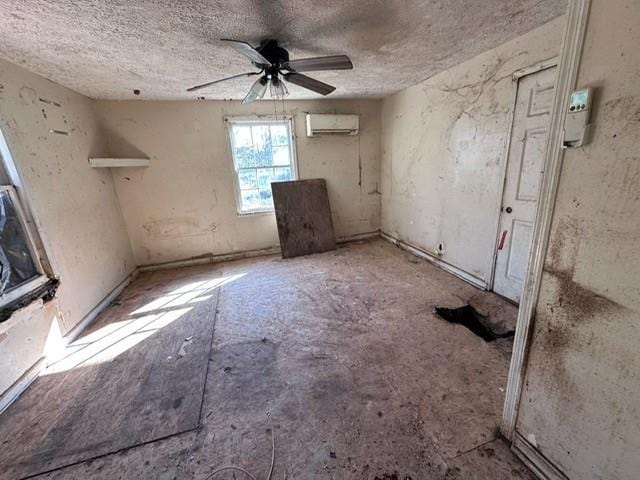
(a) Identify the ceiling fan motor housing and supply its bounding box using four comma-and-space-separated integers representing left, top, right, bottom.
257, 39, 290, 68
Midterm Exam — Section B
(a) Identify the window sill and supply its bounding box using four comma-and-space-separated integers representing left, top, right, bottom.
237, 209, 275, 217
0, 277, 59, 323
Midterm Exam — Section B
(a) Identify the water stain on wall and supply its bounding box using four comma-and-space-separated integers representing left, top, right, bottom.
142, 217, 217, 240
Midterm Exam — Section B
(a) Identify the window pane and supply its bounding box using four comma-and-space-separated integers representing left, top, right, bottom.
240, 189, 260, 211
235, 146, 256, 168
233, 125, 252, 147
252, 125, 273, 166
0, 191, 39, 295
273, 167, 293, 182
254, 145, 273, 167
251, 125, 270, 149
272, 146, 290, 166
237, 169, 257, 190
256, 168, 274, 189
258, 189, 273, 208
270, 124, 289, 146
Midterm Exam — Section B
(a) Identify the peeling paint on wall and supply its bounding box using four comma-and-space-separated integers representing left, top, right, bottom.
141, 217, 217, 240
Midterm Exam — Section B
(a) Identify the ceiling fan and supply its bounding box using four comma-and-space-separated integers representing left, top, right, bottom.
186, 39, 353, 103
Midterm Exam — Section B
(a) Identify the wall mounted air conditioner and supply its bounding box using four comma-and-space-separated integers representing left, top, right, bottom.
306, 114, 359, 137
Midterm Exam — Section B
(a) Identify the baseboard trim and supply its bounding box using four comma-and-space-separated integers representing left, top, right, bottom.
380, 232, 487, 290
64, 269, 139, 343
512, 432, 569, 480
137, 245, 282, 273
337, 231, 380, 243
138, 231, 382, 273
0, 356, 45, 415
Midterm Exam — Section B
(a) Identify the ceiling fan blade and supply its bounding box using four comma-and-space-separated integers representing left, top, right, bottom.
283, 73, 336, 96
221, 39, 272, 67
283, 55, 353, 72
242, 77, 268, 104
187, 72, 260, 92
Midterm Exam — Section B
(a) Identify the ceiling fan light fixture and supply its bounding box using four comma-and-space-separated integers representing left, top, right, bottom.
242, 76, 268, 104
270, 76, 288, 100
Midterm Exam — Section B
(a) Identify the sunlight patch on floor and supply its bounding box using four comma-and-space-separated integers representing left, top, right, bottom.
42, 273, 246, 375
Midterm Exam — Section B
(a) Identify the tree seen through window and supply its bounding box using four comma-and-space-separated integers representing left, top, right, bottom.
229, 121, 296, 213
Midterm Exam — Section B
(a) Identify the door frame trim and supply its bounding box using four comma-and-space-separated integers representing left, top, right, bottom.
487, 58, 559, 294
512, 432, 570, 480
501, 0, 592, 446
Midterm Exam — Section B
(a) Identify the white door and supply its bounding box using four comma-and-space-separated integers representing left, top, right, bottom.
493, 66, 557, 303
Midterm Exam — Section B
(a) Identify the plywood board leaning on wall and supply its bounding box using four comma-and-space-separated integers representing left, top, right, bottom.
272, 179, 336, 258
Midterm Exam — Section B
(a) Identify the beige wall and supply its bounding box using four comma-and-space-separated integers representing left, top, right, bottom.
93, 100, 381, 265
0, 300, 58, 397
381, 17, 565, 285
0, 59, 135, 395
516, 1, 640, 478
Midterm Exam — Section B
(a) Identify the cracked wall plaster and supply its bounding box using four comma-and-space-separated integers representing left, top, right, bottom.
380, 17, 566, 284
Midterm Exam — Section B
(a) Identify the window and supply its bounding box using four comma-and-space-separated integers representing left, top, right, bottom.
226, 118, 297, 214
0, 129, 47, 311
0, 187, 42, 297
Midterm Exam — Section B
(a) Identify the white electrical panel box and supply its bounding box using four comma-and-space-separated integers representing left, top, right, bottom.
306, 114, 359, 136
563, 87, 593, 148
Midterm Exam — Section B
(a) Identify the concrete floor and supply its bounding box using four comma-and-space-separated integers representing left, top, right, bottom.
0, 239, 534, 479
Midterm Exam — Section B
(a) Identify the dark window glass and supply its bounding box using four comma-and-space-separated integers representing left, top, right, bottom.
0, 190, 39, 295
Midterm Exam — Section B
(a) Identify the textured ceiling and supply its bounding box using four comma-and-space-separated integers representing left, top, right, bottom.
0, 1, 566, 100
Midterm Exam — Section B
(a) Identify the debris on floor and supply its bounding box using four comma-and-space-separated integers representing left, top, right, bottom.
374, 472, 414, 480
434, 305, 515, 342
467, 293, 518, 335
178, 335, 193, 358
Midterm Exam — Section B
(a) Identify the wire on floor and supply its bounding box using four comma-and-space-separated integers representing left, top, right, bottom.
204, 411, 275, 480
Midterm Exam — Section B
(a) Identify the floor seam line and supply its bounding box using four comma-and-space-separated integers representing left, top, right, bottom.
196, 285, 222, 426
17, 427, 198, 480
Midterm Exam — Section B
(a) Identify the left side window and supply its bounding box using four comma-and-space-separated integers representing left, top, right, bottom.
0, 129, 48, 311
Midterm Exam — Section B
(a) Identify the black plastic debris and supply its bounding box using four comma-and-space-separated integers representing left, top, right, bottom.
435, 305, 514, 342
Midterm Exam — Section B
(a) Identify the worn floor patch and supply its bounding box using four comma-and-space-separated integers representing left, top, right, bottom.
0, 272, 220, 480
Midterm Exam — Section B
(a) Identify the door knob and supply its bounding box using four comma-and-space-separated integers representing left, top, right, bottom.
505, 206, 513, 213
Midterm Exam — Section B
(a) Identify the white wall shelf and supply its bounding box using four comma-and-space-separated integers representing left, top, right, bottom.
89, 158, 150, 168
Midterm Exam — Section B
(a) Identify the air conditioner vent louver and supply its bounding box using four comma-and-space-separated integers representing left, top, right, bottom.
306, 114, 359, 136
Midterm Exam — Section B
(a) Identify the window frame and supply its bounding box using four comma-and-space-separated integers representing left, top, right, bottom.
225, 116, 299, 216
0, 185, 48, 308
